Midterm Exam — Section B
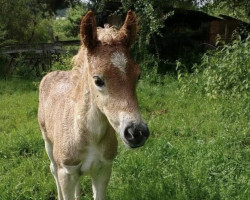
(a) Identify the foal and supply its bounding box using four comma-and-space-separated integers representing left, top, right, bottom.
38, 11, 149, 200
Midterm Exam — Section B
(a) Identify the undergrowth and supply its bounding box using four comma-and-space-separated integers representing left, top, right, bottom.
177, 35, 250, 99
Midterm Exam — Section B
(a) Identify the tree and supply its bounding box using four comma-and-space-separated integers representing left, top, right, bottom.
0, 0, 51, 43
0, 0, 85, 44
201, 0, 250, 23
53, 4, 87, 40
39, 0, 82, 14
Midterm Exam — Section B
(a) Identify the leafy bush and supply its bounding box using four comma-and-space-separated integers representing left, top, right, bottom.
140, 54, 164, 84
199, 35, 249, 98
13, 54, 37, 78
119, 0, 172, 67
0, 0, 51, 43
53, 5, 87, 41
51, 50, 74, 71
177, 35, 250, 98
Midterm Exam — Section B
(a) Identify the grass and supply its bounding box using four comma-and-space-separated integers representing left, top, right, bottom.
0, 76, 249, 200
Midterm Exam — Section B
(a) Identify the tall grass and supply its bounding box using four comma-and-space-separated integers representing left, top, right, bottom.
0, 75, 249, 199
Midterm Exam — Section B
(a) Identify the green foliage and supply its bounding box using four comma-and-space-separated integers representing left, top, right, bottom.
120, 0, 170, 61
203, 37, 249, 98
51, 50, 74, 71
122, 0, 165, 42
0, 23, 8, 45
0, 0, 88, 43
53, 4, 87, 40
87, 0, 106, 13
202, 0, 250, 23
44, 0, 82, 12
0, 0, 51, 43
12, 54, 37, 79
0, 54, 9, 78
139, 54, 165, 84
177, 35, 250, 98
198, 35, 249, 98
176, 59, 189, 92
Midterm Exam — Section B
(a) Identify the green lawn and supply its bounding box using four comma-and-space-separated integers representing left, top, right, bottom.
0, 77, 249, 200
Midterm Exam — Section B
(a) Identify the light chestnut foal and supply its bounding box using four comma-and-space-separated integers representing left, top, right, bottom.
38, 11, 149, 200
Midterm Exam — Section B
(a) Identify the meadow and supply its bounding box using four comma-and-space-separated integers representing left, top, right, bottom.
0, 72, 249, 199
0, 0, 249, 198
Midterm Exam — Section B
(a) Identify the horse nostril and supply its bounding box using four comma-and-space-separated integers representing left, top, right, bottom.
123, 123, 150, 148
124, 126, 134, 141
139, 130, 143, 136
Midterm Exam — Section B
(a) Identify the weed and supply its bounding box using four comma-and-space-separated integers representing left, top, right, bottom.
178, 35, 250, 99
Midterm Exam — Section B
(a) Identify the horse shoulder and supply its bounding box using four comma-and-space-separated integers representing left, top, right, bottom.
38, 70, 76, 141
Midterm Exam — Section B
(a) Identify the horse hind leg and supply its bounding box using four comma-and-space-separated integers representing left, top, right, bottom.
44, 140, 63, 200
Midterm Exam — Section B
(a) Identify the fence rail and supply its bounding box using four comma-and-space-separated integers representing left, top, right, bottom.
0, 40, 80, 78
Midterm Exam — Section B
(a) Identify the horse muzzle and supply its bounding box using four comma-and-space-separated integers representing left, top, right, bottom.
123, 122, 149, 148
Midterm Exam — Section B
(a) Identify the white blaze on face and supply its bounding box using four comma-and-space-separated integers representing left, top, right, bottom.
110, 52, 127, 73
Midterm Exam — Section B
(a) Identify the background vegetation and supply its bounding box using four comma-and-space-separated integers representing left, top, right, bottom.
0, 0, 249, 199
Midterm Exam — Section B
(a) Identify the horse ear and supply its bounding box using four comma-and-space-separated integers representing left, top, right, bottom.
80, 11, 98, 50
119, 10, 138, 47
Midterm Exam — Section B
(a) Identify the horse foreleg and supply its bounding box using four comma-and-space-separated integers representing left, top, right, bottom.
75, 180, 81, 200
50, 162, 63, 200
44, 140, 63, 200
91, 163, 112, 200
58, 167, 80, 200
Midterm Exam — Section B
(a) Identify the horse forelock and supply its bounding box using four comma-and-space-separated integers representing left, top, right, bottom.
72, 26, 122, 69
97, 26, 120, 44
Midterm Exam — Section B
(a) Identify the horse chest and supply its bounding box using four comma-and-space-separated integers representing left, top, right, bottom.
80, 145, 109, 174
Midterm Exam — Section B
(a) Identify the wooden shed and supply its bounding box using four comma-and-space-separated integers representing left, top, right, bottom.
209, 15, 250, 45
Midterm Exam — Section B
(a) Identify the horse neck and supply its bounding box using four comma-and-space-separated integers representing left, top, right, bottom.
73, 54, 109, 138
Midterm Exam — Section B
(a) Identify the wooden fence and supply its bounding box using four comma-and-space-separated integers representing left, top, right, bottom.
0, 40, 80, 78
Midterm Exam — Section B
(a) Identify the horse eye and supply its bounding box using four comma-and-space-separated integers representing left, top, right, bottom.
94, 76, 105, 87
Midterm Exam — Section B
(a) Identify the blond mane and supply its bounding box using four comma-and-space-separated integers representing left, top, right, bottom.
97, 25, 120, 44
